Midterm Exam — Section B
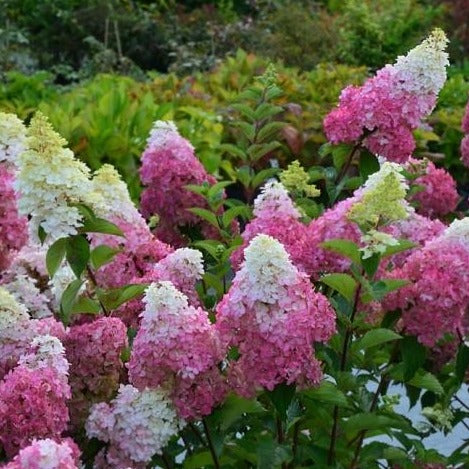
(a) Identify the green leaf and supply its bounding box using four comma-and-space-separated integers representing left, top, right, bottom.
211, 394, 265, 431
233, 121, 255, 141
256, 121, 285, 143
361, 253, 380, 278
382, 239, 417, 257
456, 344, 469, 383
318, 142, 333, 158
344, 413, 405, 437
408, 371, 443, 395
332, 144, 352, 171
60, 279, 84, 325
247, 141, 281, 162
361, 279, 409, 303
231, 103, 256, 121
81, 217, 124, 237
66, 235, 90, 278
70, 296, 101, 315
401, 336, 427, 381
207, 181, 233, 200
266, 383, 296, 420
359, 151, 380, 180
320, 239, 361, 265
251, 168, 279, 189
38, 225, 47, 244
302, 380, 349, 407
184, 184, 208, 196
183, 451, 213, 469
265, 85, 283, 101
90, 245, 121, 270
253, 102, 283, 121
192, 240, 223, 260
321, 273, 358, 302
46, 238, 67, 277
219, 143, 247, 161
98, 284, 149, 311
222, 205, 250, 228
357, 328, 402, 350
187, 208, 219, 229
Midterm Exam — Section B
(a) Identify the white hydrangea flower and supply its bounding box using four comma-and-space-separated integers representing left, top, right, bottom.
146, 120, 189, 151
49, 264, 86, 306
0, 286, 29, 331
86, 385, 184, 464
243, 234, 297, 306
360, 229, 399, 259
142, 281, 189, 319
19, 334, 69, 376
393, 28, 449, 96
16, 439, 77, 469
441, 217, 469, 245
88, 164, 146, 228
0, 112, 27, 166
3, 275, 53, 319
15, 112, 93, 242
253, 180, 301, 219
362, 161, 408, 194
156, 248, 204, 281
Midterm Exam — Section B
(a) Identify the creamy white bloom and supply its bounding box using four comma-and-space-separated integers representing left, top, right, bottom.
0, 112, 27, 166
362, 162, 408, 194
441, 217, 469, 245
86, 384, 184, 463
392, 28, 449, 96
142, 281, 189, 319
15, 112, 92, 241
146, 120, 189, 150
243, 234, 297, 307
155, 248, 204, 281
0, 286, 29, 331
89, 164, 146, 228
49, 264, 85, 306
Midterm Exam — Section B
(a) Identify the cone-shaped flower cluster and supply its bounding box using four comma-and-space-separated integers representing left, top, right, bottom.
0, 112, 27, 167
139, 120, 217, 245
129, 281, 225, 419
86, 384, 183, 467
324, 29, 449, 162
384, 218, 469, 346
217, 234, 336, 396
0, 335, 71, 457
231, 181, 313, 274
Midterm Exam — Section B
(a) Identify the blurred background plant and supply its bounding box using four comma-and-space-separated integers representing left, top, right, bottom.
0, 0, 468, 196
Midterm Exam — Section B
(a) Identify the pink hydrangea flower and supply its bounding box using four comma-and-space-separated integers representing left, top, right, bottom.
306, 197, 361, 277
139, 121, 218, 246
0, 336, 71, 457
128, 282, 225, 419
406, 159, 458, 218
64, 317, 128, 429
3, 438, 81, 469
0, 165, 28, 272
231, 181, 313, 275
216, 234, 336, 396
324, 30, 448, 163
383, 220, 469, 347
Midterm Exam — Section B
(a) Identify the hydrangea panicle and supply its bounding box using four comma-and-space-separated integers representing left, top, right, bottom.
217, 234, 336, 396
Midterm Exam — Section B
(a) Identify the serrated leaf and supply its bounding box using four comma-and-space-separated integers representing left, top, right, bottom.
219, 143, 247, 161
361, 252, 380, 278
344, 413, 405, 437
222, 205, 250, 228
98, 284, 149, 311
320, 239, 361, 265
211, 394, 265, 431
233, 121, 255, 141
382, 239, 417, 257
302, 380, 349, 407
408, 371, 443, 395
187, 208, 219, 229
90, 245, 121, 270
357, 328, 402, 350
231, 103, 256, 121
401, 336, 427, 381
46, 237, 67, 277
247, 141, 281, 162
70, 296, 101, 315
254, 102, 283, 121
321, 273, 358, 302
207, 181, 233, 200
251, 168, 279, 189
81, 217, 124, 236
184, 184, 208, 196
60, 279, 84, 325
265, 85, 283, 101
66, 235, 90, 278
257, 122, 285, 143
